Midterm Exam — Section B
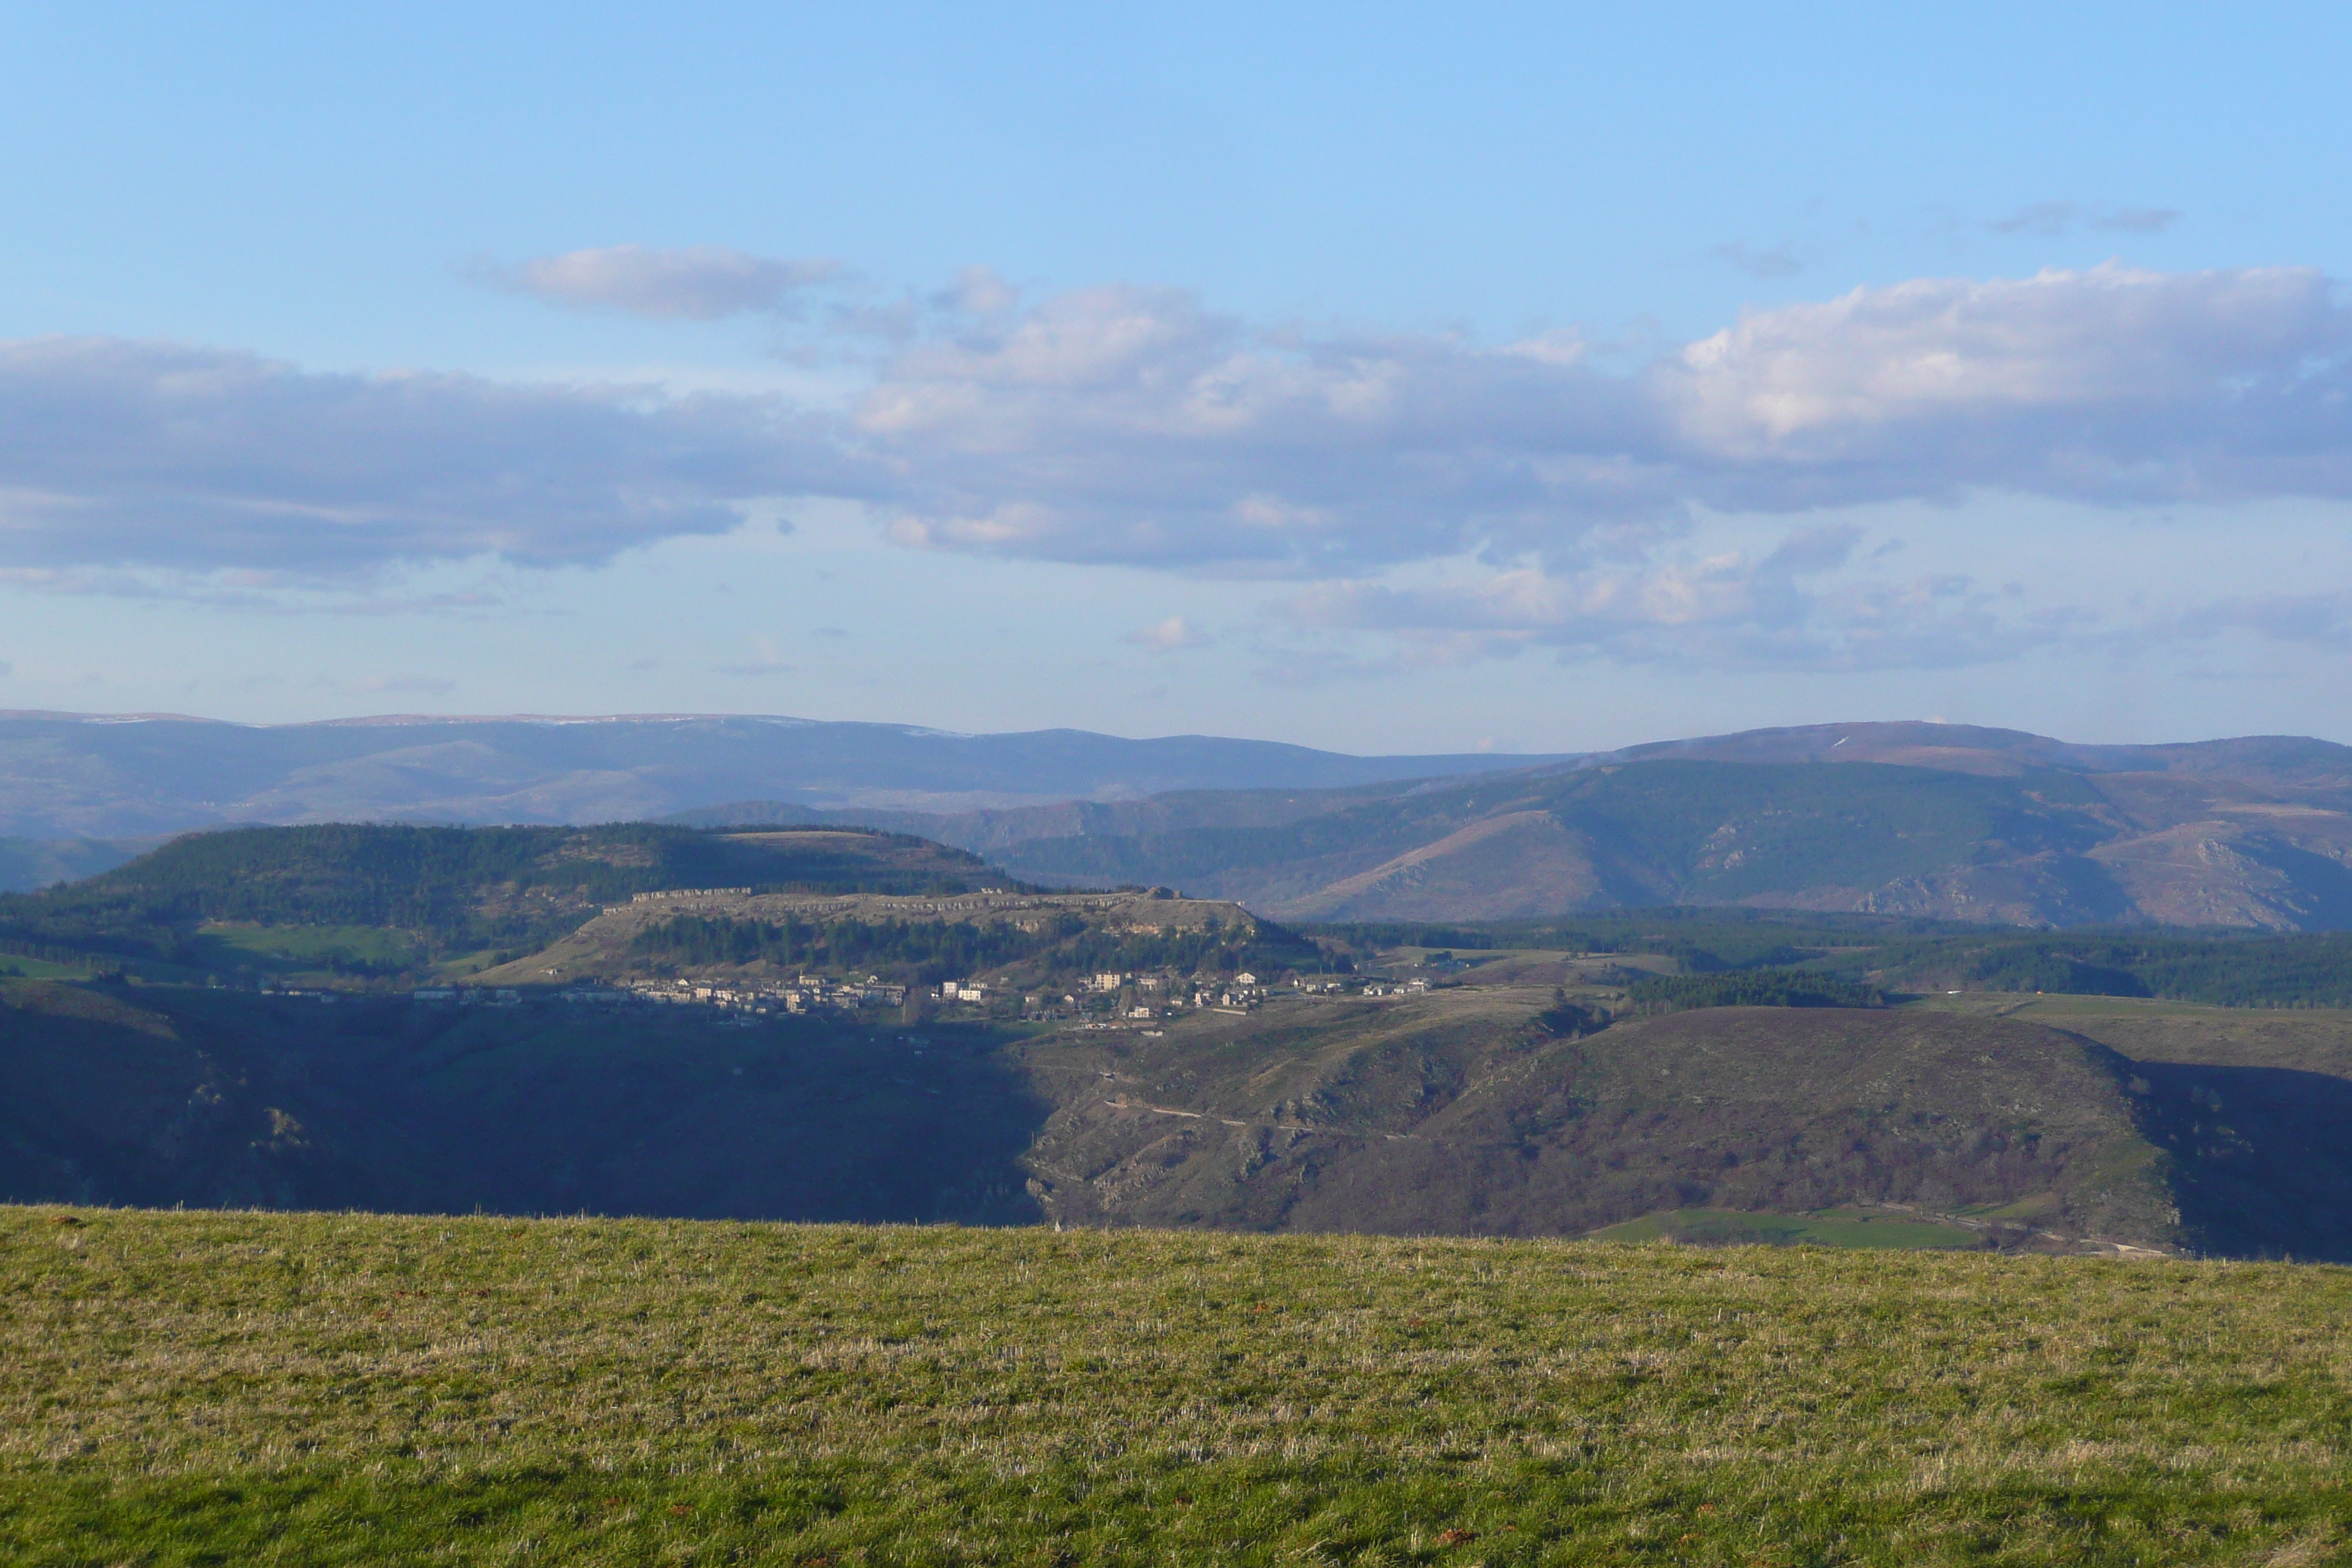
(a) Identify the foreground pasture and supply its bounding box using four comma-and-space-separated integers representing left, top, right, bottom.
3, 1207, 2348, 1564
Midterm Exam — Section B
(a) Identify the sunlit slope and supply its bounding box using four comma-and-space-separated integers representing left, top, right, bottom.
1022, 995, 2179, 1248
968, 756, 2352, 927
472, 884, 1259, 987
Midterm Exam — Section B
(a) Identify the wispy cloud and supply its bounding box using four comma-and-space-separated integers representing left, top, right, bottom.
1987, 201, 2085, 237
1711, 241, 1805, 279
1279, 524, 2062, 673
2094, 206, 2183, 234
717, 633, 792, 674
2160, 590, 2352, 648
1986, 202, 2182, 236
470, 245, 843, 320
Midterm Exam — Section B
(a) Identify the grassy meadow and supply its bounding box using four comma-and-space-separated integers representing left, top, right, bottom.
1580, 1207, 1984, 1252
5, 1208, 2351, 1564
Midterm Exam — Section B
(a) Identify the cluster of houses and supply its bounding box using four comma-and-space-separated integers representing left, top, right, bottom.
1001, 969, 1283, 1019
409, 976, 907, 1017
626, 976, 908, 1015
407, 966, 1433, 1020
410, 987, 521, 1007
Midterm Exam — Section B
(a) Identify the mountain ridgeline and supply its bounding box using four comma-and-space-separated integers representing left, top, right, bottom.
0, 711, 1570, 842
14, 715, 2352, 929
685, 723, 2352, 930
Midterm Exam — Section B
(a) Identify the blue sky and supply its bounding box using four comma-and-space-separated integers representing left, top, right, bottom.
4, 2, 2351, 751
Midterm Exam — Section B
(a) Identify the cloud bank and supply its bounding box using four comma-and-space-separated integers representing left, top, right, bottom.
864, 264, 2351, 572
0, 337, 852, 573
3, 262, 2348, 667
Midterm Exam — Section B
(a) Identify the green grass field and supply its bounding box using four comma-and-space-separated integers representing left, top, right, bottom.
5, 1207, 2350, 1565
1582, 1207, 1982, 1251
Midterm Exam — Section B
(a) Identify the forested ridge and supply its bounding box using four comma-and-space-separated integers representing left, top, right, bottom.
1848, 930, 2352, 1008
0, 823, 1000, 966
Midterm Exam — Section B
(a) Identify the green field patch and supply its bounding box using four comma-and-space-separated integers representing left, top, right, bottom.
1588, 1205, 1983, 1249
0, 953, 104, 981
194, 921, 431, 972
1966, 1191, 2065, 1224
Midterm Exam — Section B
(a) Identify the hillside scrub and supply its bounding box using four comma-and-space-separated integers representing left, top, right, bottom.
3, 1207, 2349, 1565
1859, 930, 2352, 1009
1621, 966, 1885, 1014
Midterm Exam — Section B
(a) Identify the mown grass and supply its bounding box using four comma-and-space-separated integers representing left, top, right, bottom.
4, 1207, 2350, 1565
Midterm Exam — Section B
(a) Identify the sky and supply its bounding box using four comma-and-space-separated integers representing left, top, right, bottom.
4, 1, 2351, 753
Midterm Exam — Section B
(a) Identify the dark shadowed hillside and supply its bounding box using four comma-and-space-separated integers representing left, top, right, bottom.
14, 968, 2352, 1259
0, 979, 1043, 1221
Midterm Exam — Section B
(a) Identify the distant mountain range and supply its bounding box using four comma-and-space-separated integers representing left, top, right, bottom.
0, 710, 1563, 840
685, 722, 2352, 930
10, 712, 2352, 927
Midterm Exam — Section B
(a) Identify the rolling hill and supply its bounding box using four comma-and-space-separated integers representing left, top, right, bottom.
0, 823, 1003, 980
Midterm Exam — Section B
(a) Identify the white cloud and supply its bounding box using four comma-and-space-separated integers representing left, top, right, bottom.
472, 245, 842, 320
855, 283, 1651, 571
8, 261, 2352, 684
860, 263, 2352, 574
1659, 264, 2344, 471
1125, 615, 1207, 650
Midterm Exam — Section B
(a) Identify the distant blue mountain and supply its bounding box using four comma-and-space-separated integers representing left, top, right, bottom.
0, 711, 1570, 843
